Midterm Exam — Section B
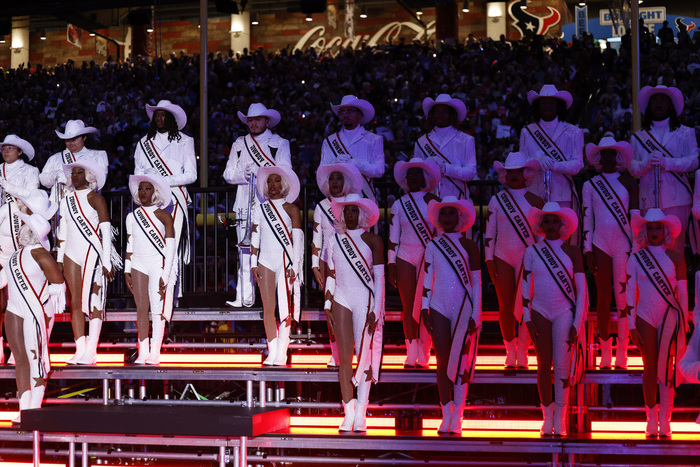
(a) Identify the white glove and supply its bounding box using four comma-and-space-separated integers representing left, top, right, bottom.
539, 157, 554, 171
292, 228, 303, 280
244, 163, 254, 181
337, 153, 352, 163
693, 205, 700, 220
0, 178, 6, 189
161, 238, 177, 286
651, 153, 667, 168
48, 282, 67, 317
372, 264, 385, 325
471, 270, 482, 328
99, 222, 113, 272
430, 157, 446, 174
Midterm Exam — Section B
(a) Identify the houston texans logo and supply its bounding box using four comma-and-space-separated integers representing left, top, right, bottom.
508, 1, 561, 39
675, 17, 696, 33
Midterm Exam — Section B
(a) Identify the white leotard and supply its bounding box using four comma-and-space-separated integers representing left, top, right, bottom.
485, 187, 536, 270
389, 192, 433, 269
626, 245, 678, 328
523, 238, 574, 322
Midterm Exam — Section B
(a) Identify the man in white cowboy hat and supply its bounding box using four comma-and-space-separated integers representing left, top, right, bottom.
224, 103, 292, 308
413, 94, 475, 200
134, 99, 197, 297
630, 85, 699, 255
320, 95, 384, 204
519, 84, 583, 211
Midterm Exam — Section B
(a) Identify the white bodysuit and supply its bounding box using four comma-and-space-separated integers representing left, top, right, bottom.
484, 187, 537, 270
388, 192, 433, 268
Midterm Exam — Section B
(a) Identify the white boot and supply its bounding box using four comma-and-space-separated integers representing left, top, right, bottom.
0, 337, 4, 365
327, 339, 339, 367
67, 335, 86, 365
134, 338, 150, 365
262, 338, 278, 366
7, 352, 15, 365
416, 325, 432, 368
615, 318, 629, 369
449, 381, 468, 434
540, 403, 554, 436
146, 317, 165, 365
438, 401, 453, 433
516, 326, 530, 368
659, 384, 674, 437
76, 319, 102, 365
273, 323, 291, 366
339, 399, 356, 431
12, 391, 31, 424
404, 339, 418, 368
354, 381, 371, 432
599, 337, 613, 369
552, 403, 568, 436
29, 385, 46, 410
645, 404, 659, 436
504, 338, 517, 368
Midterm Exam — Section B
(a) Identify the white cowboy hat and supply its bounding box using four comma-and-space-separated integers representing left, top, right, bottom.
393, 158, 441, 192
638, 85, 684, 116
63, 160, 106, 191
493, 152, 540, 183
422, 94, 467, 123
331, 95, 375, 125
427, 196, 476, 233
237, 103, 281, 128
630, 208, 681, 240
585, 137, 634, 170
256, 165, 300, 203
15, 211, 51, 250
17, 190, 58, 220
331, 193, 380, 228
146, 100, 188, 130
527, 84, 573, 110
129, 169, 172, 208
55, 120, 99, 140
0, 135, 35, 161
316, 163, 364, 197
527, 202, 578, 240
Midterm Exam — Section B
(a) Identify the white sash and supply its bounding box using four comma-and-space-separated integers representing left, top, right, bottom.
61, 149, 76, 165
416, 134, 467, 199
319, 197, 338, 226
590, 175, 632, 247
261, 201, 293, 265
400, 193, 433, 322
326, 132, 376, 203
244, 134, 276, 168
9, 248, 49, 377
134, 207, 166, 258
433, 235, 476, 382
495, 190, 536, 247
533, 240, 576, 307
633, 248, 682, 313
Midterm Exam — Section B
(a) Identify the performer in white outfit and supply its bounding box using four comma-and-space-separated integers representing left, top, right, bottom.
0, 135, 40, 364
1, 213, 64, 424
485, 152, 543, 369
388, 158, 441, 368
58, 160, 118, 365
224, 103, 292, 308
583, 137, 638, 369
630, 85, 699, 255
134, 100, 197, 297
320, 95, 384, 204
250, 166, 302, 366
325, 194, 384, 432
39, 120, 109, 208
312, 163, 363, 367
124, 170, 177, 365
422, 196, 481, 434
523, 202, 587, 436
626, 209, 687, 437
519, 85, 584, 212
413, 94, 475, 200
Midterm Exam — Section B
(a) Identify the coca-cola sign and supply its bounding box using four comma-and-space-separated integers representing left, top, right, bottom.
293, 21, 436, 53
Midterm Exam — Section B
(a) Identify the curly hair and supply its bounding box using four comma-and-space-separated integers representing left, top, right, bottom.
147, 111, 182, 142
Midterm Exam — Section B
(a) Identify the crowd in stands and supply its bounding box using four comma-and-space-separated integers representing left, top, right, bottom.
0, 24, 698, 193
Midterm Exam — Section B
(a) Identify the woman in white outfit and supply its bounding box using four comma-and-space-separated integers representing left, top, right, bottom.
485, 152, 542, 369
2, 213, 64, 423
251, 165, 303, 366
58, 160, 118, 365
582, 137, 638, 369
626, 209, 687, 437
325, 194, 384, 432
422, 196, 481, 434
523, 202, 587, 436
629, 85, 698, 255
124, 170, 176, 365
312, 163, 363, 367
0, 135, 40, 364
388, 158, 440, 368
